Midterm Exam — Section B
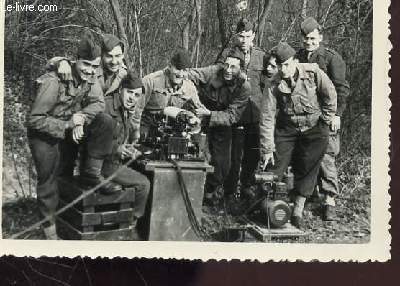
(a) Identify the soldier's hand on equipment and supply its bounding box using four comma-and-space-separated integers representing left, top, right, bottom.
72, 113, 86, 127
195, 108, 211, 118
330, 115, 341, 132
261, 153, 275, 170
72, 125, 84, 143
58, 60, 73, 81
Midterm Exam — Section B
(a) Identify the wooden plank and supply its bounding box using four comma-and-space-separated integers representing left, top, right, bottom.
145, 160, 213, 172
81, 228, 134, 241
101, 209, 134, 224
57, 217, 135, 241
248, 224, 308, 241
59, 199, 102, 228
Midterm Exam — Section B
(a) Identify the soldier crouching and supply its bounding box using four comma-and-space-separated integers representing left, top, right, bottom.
28, 34, 116, 239
260, 42, 337, 229
101, 71, 150, 240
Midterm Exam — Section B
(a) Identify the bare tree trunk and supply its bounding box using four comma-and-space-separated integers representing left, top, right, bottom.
216, 0, 228, 46
109, 0, 130, 64
133, 7, 143, 77
301, 0, 308, 19
257, 0, 274, 47
191, 0, 202, 67
182, 0, 196, 50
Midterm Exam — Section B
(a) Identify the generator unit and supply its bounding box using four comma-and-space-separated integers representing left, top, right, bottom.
250, 170, 294, 228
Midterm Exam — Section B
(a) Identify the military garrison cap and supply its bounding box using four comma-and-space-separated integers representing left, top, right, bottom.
226, 47, 245, 67
76, 32, 101, 60
272, 42, 296, 64
121, 70, 143, 90
171, 49, 192, 70
236, 18, 254, 33
300, 17, 322, 35
101, 33, 125, 53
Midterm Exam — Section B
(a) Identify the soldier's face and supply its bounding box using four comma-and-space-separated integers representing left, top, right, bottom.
223, 57, 241, 81
235, 30, 255, 52
279, 57, 297, 79
102, 45, 124, 73
121, 87, 143, 110
302, 29, 323, 52
168, 65, 186, 87
75, 57, 101, 81
266, 56, 278, 78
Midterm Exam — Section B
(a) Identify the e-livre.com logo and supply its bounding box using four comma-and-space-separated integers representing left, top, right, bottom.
4, 2, 59, 12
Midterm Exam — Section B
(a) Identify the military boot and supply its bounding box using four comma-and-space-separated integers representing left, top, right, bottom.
43, 224, 59, 240
80, 158, 122, 195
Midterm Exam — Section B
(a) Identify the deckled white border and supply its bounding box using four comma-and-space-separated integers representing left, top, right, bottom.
0, 0, 391, 262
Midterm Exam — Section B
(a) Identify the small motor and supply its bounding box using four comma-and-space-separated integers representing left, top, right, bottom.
254, 172, 293, 228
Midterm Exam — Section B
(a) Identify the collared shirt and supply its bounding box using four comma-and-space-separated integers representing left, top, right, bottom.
259, 63, 337, 154
131, 68, 205, 130
28, 70, 105, 139
186, 65, 251, 127
104, 90, 136, 164
46, 56, 128, 98
217, 47, 266, 124
297, 45, 350, 116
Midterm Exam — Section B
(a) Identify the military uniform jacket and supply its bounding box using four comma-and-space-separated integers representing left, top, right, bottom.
259, 63, 337, 154
104, 91, 136, 165
47, 56, 128, 96
218, 47, 266, 124
297, 45, 350, 116
28, 71, 105, 140
131, 68, 205, 129
187, 65, 251, 127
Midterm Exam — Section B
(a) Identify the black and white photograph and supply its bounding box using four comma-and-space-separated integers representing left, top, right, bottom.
0, 0, 390, 261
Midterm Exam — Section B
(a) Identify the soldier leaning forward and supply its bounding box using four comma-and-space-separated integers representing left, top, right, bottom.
133, 49, 206, 139
217, 18, 266, 198
101, 71, 150, 240
186, 48, 251, 207
296, 17, 350, 221
28, 35, 116, 239
260, 42, 337, 229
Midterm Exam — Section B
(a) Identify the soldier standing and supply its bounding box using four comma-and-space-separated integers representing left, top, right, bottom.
102, 71, 151, 240
186, 49, 251, 208
221, 19, 266, 199
297, 17, 350, 220
260, 42, 337, 228
28, 35, 115, 239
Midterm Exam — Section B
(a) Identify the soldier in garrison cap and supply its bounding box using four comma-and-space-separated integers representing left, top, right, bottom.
217, 18, 267, 204
297, 17, 350, 221
28, 34, 118, 239
185, 47, 251, 209
133, 49, 206, 139
47, 33, 136, 134
101, 70, 150, 240
260, 42, 337, 229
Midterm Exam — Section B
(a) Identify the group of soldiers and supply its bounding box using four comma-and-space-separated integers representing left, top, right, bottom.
27, 16, 349, 240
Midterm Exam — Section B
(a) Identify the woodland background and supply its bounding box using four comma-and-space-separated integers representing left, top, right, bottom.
3, 0, 371, 244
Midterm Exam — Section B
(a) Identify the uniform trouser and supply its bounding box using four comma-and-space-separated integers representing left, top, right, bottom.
102, 162, 150, 218
28, 113, 114, 225
272, 121, 329, 198
205, 126, 232, 194
318, 133, 340, 196
224, 123, 260, 195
